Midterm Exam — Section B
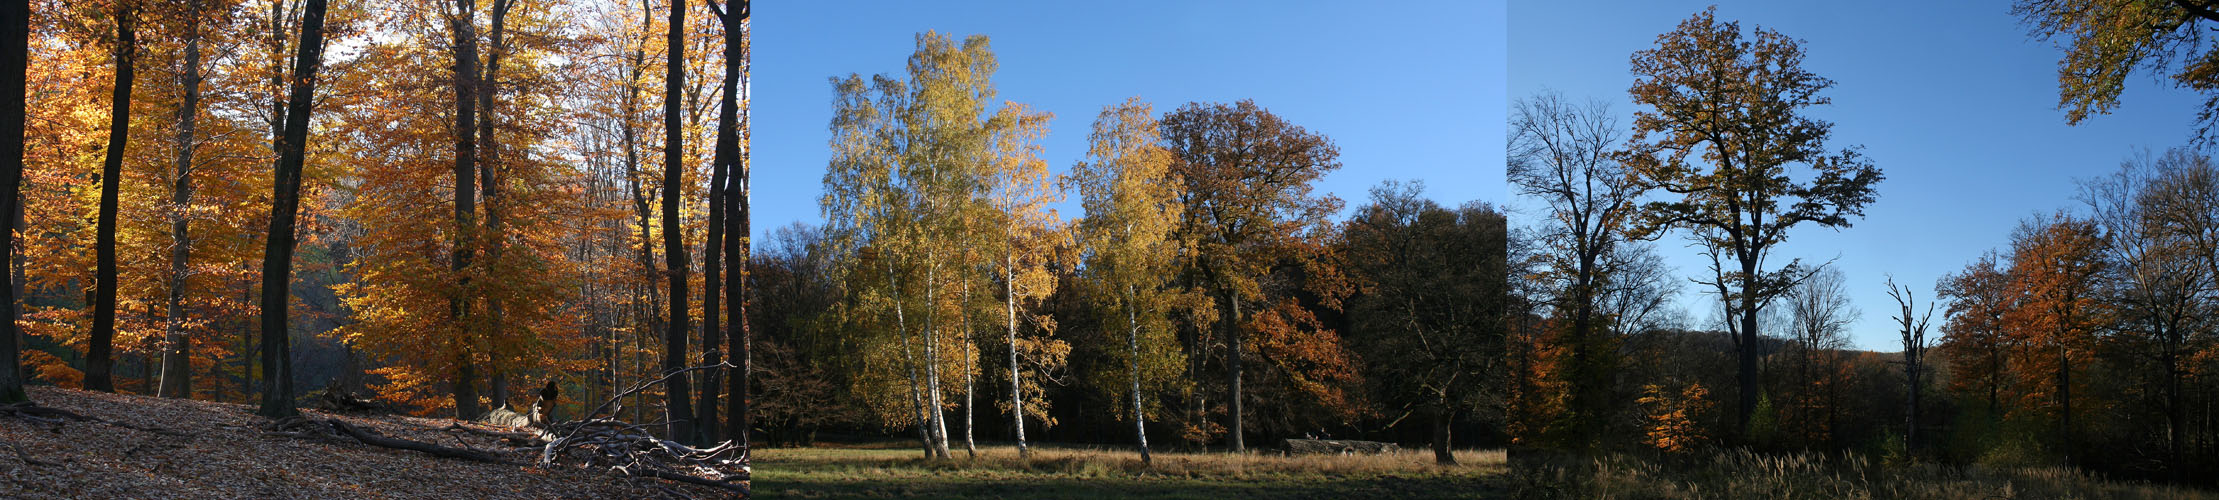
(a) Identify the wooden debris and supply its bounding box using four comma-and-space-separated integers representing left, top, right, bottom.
1281, 438, 1402, 456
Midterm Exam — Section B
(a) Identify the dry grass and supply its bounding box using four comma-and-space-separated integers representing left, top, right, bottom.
751, 443, 1507, 499
1512, 449, 2219, 500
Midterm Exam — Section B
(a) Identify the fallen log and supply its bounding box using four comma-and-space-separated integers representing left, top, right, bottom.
327, 419, 511, 464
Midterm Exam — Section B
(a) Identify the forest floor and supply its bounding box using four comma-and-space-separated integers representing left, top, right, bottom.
0, 386, 741, 499
749, 442, 1508, 499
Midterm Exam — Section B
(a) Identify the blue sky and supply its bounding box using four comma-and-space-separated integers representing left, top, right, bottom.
752, 1, 1506, 244
1510, 1, 2209, 350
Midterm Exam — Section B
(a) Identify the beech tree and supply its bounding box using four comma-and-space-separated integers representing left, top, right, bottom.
0, 0, 27, 403
87, 0, 139, 393
1622, 7, 1883, 438
659, 0, 693, 442
256, 0, 326, 419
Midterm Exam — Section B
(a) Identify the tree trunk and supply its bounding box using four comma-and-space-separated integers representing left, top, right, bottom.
1431, 396, 1456, 465
0, 0, 28, 404
891, 268, 937, 458
159, 0, 203, 400
659, 0, 693, 443
1005, 265, 1027, 457
1225, 287, 1243, 453
88, 4, 138, 393
476, 0, 512, 414
1128, 290, 1151, 465
1736, 255, 1760, 439
924, 259, 949, 458
723, 0, 749, 447
698, 0, 736, 439
257, 0, 326, 419
446, 0, 482, 421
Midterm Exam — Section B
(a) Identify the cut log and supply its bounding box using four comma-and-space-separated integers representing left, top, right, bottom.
1280, 439, 1401, 456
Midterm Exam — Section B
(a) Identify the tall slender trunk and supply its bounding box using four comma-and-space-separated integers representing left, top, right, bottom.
924, 257, 950, 458
159, 0, 204, 399
257, 0, 326, 418
1004, 262, 1027, 457
721, 2, 749, 447
961, 278, 976, 458
88, 4, 138, 393
1128, 287, 1151, 465
890, 265, 937, 458
0, 0, 30, 403
697, 5, 735, 437
446, 0, 483, 420
620, 0, 654, 426
476, 0, 512, 411
659, 0, 694, 442
1224, 287, 1242, 453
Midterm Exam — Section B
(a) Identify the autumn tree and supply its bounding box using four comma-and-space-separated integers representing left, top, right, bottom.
1161, 99, 1346, 452
0, 0, 26, 403
2015, 0, 2219, 142
1342, 181, 1507, 465
1073, 97, 1189, 464
2002, 213, 2109, 464
1622, 7, 1883, 438
1507, 91, 1644, 448
1938, 251, 2017, 417
985, 98, 1061, 457
822, 32, 1013, 459
155, 0, 206, 399
256, 0, 326, 419
86, 0, 141, 393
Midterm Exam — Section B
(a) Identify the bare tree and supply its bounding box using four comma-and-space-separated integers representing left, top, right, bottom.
1884, 274, 1933, 454
1508, 91, 1645, 446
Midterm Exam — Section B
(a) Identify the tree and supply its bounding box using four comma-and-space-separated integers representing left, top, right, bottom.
2001, 213, 2108, 464
1073, 97, 1188, 464
1780, 266, 1855, 447
659, 0, 693, 442
1160, 99, 1343, 452
444, 0, 485, 420
1507, 91, 1643, 448
1342, 182, 1507, 465
1884, 275, 1934, 454
986, 99, 1059, 458
0, 0, 28, 403
1622, 7, 1883, 438
1939, 251, 2016, 417
2015, 0, 2219, 142
257, 0, 327, 419
694, 0, 745, 446
2079, 149, 2213, 474
157, 0, 207, 399
87, 0, 140, 393
714, 0, 751, 450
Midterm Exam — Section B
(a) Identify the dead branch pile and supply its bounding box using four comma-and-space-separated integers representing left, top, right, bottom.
536, 362, 750, 497
540, 419, 749, 494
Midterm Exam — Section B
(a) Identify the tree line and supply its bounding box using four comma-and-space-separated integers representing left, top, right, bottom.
0, 0, 756, 449
769, 31, 1512, 462
1509, 3, 2219, 484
